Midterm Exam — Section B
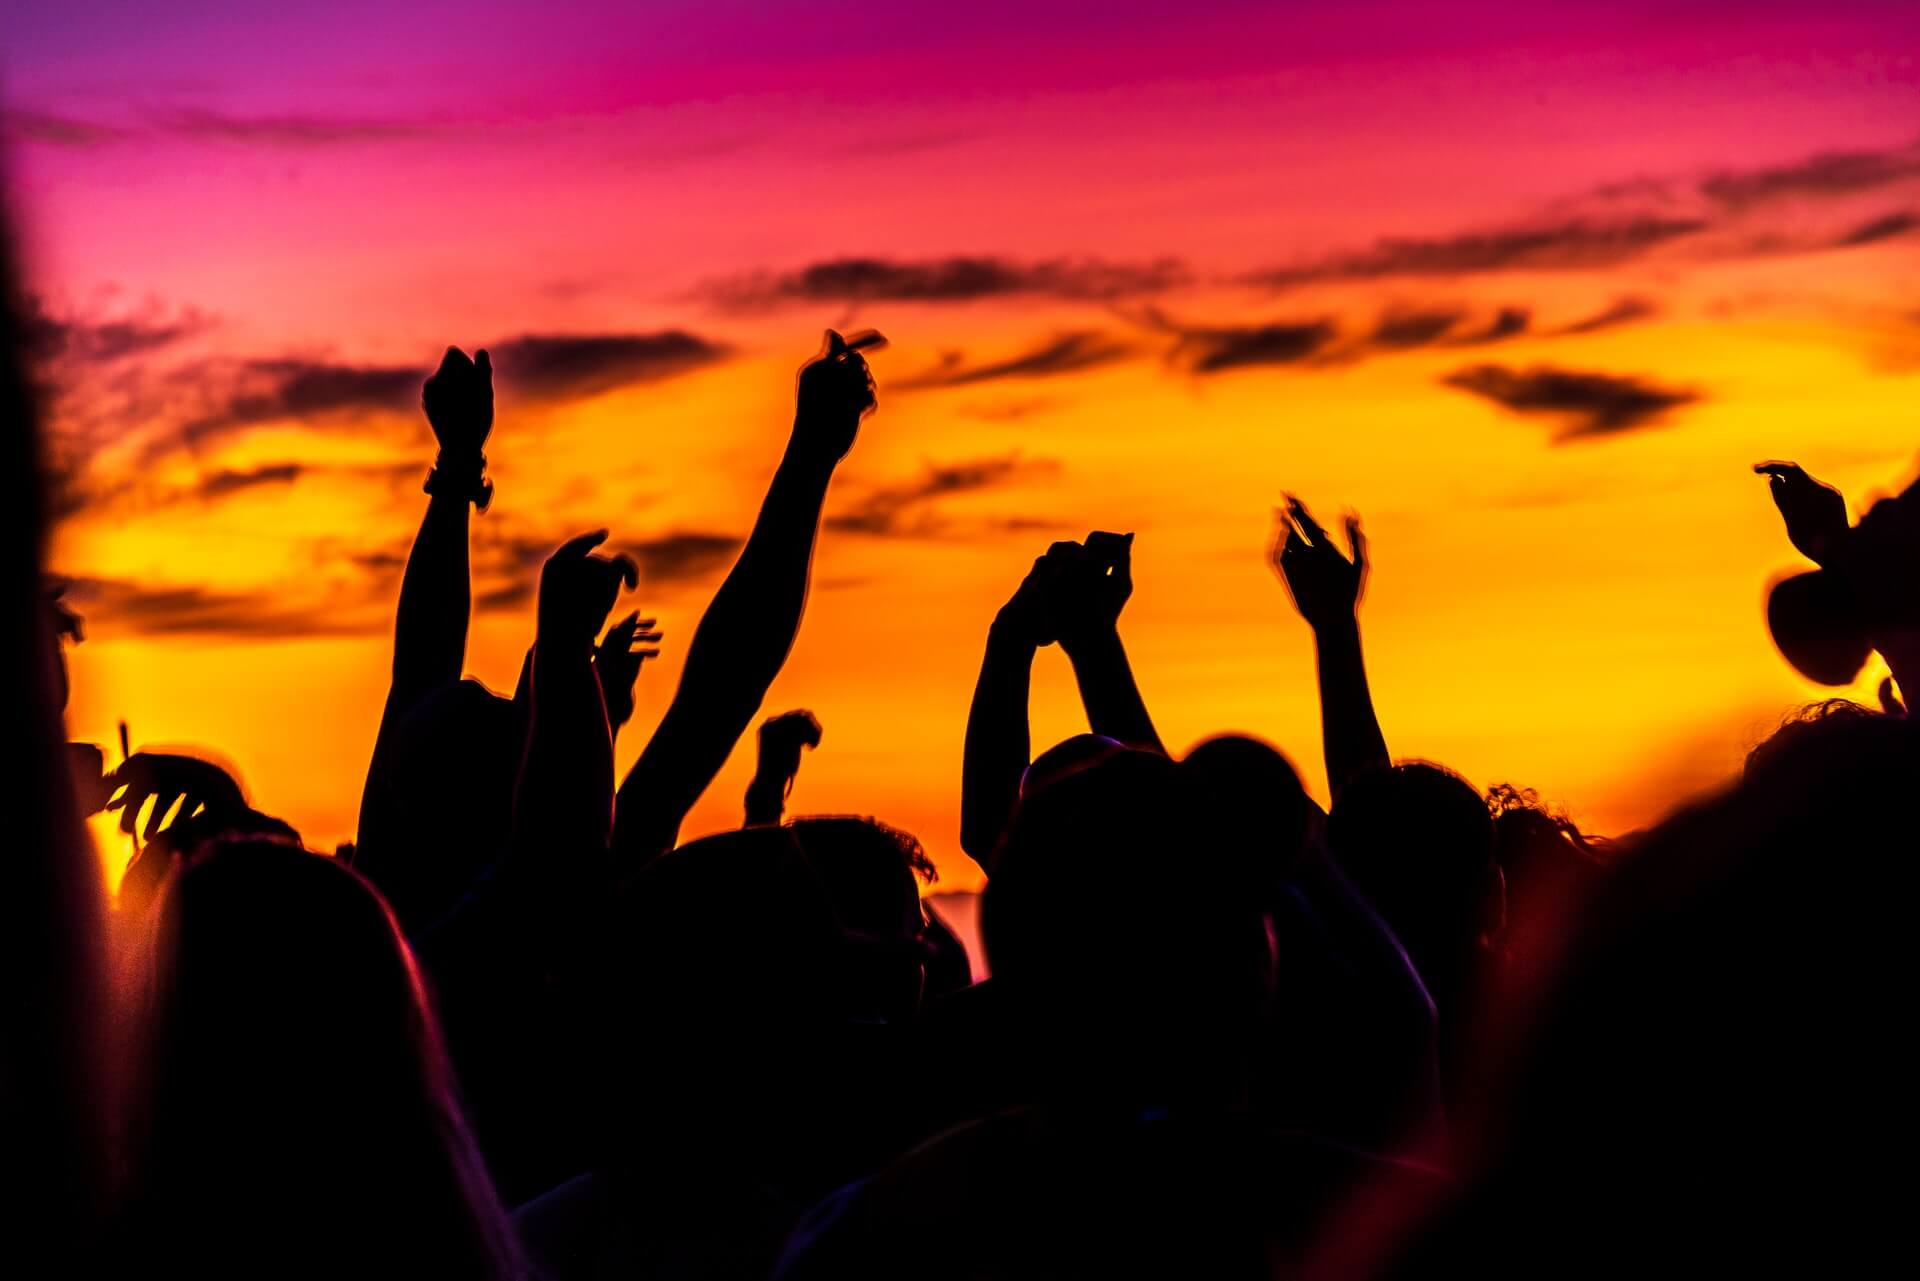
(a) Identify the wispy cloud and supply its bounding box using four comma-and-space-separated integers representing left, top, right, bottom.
1441, 364, 1701, 442
705, 255, 1188, 307
23, 295, 210, 364
4, 103, 438, 148
827, 454, 1061, 538
489, 331, 728, 400
1832, 210, 1919, 249
1249, 216, 1707, 288
1551, 296, 1661, 336
627, 532, 744, 582
171, 359, 421, 454
0, 108, 135, 147
145, 107, 433, 145
464, 526, 744, 615
895, 331, 1132, 389
1701, 138, 1920, 208
194, 462, 305, 501
1155, 314, 1340, 373
62, 575, 381, 640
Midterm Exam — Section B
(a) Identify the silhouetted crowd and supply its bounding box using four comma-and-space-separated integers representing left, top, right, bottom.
7, 242, 1919, 1279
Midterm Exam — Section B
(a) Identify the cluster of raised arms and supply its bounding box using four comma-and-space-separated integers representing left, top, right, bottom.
21, 304, 1920, 1280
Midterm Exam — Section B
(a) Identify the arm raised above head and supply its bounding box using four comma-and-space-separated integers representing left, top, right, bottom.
613, 330, 882, 867
1273, 495, 1388, 797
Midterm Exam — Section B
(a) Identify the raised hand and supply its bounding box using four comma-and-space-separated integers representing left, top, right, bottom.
791, 328, 884, 467
539, 531, 639, 653
743, 709, 822, 826
1755, 461, 1848, 565
996, 541, 1082, 647
759, 708, 823, 780
1272, 495, 1368, 630
423, 345, 494, 458
596, 611, 664, 732
107, 750, 246, 842
1052, 530, 1135, 656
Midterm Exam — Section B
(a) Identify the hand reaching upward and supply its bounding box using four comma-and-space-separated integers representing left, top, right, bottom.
596, 611, 664, 732
996, 541, 1081, 647
1052, 530, 1135, 657
1273, 495, 1368, 630
1755, 461, 1848, 566
423, 346, 494, 459
539, 531, 639, 653
791, 329, 884, 467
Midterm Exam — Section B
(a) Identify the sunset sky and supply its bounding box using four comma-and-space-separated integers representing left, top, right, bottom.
7, 1, 1920, 888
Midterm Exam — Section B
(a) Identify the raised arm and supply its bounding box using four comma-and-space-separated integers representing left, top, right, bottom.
743, 709, 822, 826
612, 330, 880, 866
959, 547, 1063, 865
1055, 530, 1163, 753
511, 532, 637, 881
1273, 496, 1388, 796
355, 347, 493, 881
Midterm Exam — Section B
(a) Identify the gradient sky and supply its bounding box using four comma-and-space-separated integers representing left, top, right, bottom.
7, 0, 1920, 888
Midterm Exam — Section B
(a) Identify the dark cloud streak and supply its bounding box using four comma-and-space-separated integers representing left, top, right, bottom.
1441, 364, 1700, 441
895, 331, 1132, 389
489, 331, 728, 400
708, 255, 1187, 307
827, 454, 1060, 538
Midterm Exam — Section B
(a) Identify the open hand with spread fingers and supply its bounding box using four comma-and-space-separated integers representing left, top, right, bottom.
1272, 494, 1368, 630
596, 611, 664, 732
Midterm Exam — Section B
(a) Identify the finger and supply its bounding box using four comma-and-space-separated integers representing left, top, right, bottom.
633, 630, 664, 644
603, 612, 640, 648
556, 530, 610, 560
120, 787, 153, 837
475, 348, 492, 381
1287, 496, 1329, 545
634, 647, 662, 662
1754, 461, 1799, 478
144, 791, 183, 843
1345, 515, 1368, 571
611, 554, 639, 590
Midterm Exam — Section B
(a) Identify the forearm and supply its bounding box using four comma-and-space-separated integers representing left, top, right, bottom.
613, 444, 835, 863
514, 639, 615, 873
1064, 627, 1162, 752
391, 490, 473, 706
1313, 617, 1390, 795
960, 622, 1038, 864
743, 771, 788, 826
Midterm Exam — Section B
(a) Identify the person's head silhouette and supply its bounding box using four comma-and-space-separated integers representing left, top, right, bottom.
984, 748, 1274, 1106
1766, 570, 1873, 686
126, 838, 518, 1279
1326, 762, 1500, 1003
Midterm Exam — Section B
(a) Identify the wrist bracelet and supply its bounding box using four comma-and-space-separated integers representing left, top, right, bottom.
424, 452, 493, 512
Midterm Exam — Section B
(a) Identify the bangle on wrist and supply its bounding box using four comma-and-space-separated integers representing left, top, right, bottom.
424, 451, 492, 511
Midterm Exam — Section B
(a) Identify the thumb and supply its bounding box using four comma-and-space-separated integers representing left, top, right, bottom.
555, 529, 609, 561
825, 329, 848, 358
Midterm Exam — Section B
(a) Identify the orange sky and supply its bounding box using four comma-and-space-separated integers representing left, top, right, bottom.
7, 3, 1920, 888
